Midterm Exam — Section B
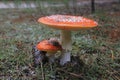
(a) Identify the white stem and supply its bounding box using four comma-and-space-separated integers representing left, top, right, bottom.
49, 55, 55, 63
60, 30, 72, 65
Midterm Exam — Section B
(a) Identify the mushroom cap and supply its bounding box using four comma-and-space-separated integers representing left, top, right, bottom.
36, 40, 62, 53
38, 15, 98, 30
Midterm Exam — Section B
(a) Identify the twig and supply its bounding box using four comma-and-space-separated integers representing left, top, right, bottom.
56, 68, 83, 78
49, 62, 53, 74
110, 50, 114, 60
40, 62, 45, 80
111, 75, 120, 80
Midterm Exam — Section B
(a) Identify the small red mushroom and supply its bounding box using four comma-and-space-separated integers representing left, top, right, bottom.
36, 38, 62, 63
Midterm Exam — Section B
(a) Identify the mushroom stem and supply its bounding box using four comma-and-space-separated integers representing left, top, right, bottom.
49, 54, 55, 63
60, 30, 72, 65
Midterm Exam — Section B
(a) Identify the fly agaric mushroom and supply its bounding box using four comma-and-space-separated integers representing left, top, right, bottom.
36, 38, 62, 63
38, 15, 98, 65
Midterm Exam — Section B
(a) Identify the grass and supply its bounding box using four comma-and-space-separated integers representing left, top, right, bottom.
0, 1, 120, 80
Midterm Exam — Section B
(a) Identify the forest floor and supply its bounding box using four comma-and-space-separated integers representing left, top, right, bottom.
0, 1, 120, 80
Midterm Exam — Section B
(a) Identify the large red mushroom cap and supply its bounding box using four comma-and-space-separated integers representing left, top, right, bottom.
38, 14, 98, 30
36, 40, 62, 54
